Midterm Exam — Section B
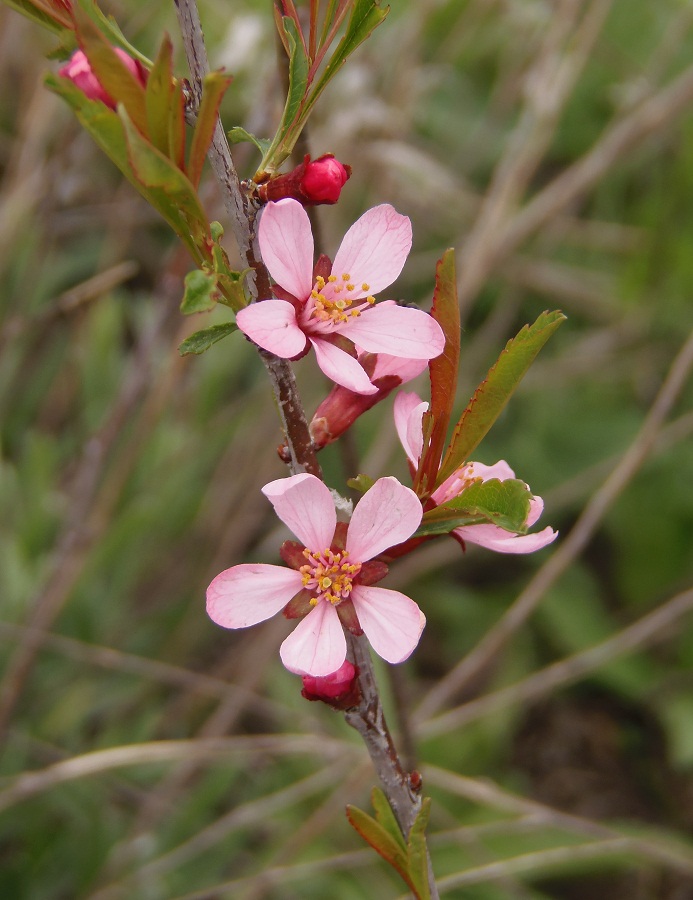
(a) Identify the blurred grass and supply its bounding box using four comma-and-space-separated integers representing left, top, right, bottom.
1, 0, 693, 897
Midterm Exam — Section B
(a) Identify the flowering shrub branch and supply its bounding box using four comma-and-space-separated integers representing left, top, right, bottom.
0, 0, 566, 895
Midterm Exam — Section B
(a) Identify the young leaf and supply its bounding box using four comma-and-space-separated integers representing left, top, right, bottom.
227, 127, 272, 157
294, 0, 389, 134
72, 1, 148, 135
407, 798, 432, 900
437, 310, 566, 484
347, 473, 376, 494
179, 322, 237, 356
371, 787, 407, 853
181, 270, 218, 314
145, 35, 176, 157
413, 249, 459, 496
187, 72, 233, 189
119, 106, 210, 260
3, 0, 72, 33
414, 478, 532, 538
258, 15, 309, 174
168, 77, 186, 172
346, 806, 410, 882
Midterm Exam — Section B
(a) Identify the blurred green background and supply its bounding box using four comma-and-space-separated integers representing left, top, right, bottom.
1, 0, 692, 897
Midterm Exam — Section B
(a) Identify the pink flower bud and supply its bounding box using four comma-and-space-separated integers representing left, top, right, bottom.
59, 49, 146, 109
257, 154, 351, 206
300, 155, 350, 204
301, 660, 360, 708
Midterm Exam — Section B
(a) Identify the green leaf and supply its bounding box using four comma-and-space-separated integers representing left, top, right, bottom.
291, 0, 389, 141
145, 35, 176, 157
119, 106, 210, 261
413, 249, 459, 497
414, 478, 532, 538
407, 798, 432, 900
72, 0, 148, 135
2, 0, 72, 33
258, 16, 309, 174
437, 310, 566, 484
168, 77, 187, 171
347, 473, 376, 494
47, 74, 208, 263
180, 270, 218, 314
178, 322, 237, 356
346, 805, 410, 878
75, 0, 151, 67
227, 127, 272, 156
188, 72, 233, 189
371, 787, 407, 853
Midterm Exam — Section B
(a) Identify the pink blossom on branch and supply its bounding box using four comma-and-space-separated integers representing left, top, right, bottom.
394, 392, 558, 554
207, 474, 426, 677
59, 49, 146, 109
236, 199, 445, 395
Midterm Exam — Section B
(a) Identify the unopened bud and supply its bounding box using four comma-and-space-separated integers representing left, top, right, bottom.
300, 155, 350, 204
301, 660, 360, 708
308, 352, 428, 451
59, 49, 146, 109
257, 154, 351, 206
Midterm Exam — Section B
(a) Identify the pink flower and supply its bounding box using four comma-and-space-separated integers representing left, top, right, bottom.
207, 474, 426, 676
236, 199, 445, 395
394, 392, 558, 554
59, 49, 146, 109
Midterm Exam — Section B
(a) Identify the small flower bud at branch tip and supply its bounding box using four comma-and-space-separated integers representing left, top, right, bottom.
59, 49, 146, 109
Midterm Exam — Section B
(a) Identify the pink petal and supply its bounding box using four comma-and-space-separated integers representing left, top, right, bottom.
236, 299, 307, 358
370, 353, 428, 383
346, 476, 422, 561
206, 564, 303, 628
454, 523, 558, 554
393, 392, 428, 466
262, 473, 336, 550
469, 460, 517, 482
527, 495, 544, 527
341, 304, 445, 359
280, 601, 347, 676
329, 205, 412, 298
351, 585, 425, 664
310, 338, 378, 395
258, 199, 314, 300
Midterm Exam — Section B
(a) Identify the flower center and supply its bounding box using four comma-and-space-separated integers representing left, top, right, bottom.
307, 274, 376, 327
299, 547, 362, 606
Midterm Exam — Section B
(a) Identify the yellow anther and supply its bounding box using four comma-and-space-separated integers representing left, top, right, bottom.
362, 283, 370, 291
342, 273, 351, 281
351, 309, 360, 317
367, 295, 376, 305
346, 283, 355, 291
315, 275, 326, 288
327, 275, 337, 283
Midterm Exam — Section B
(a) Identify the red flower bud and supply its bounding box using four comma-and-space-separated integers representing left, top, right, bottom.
59, 49, 146, 109
301, 660, 360, 708
257, 154, 351, 206
300, 155, 350, 204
